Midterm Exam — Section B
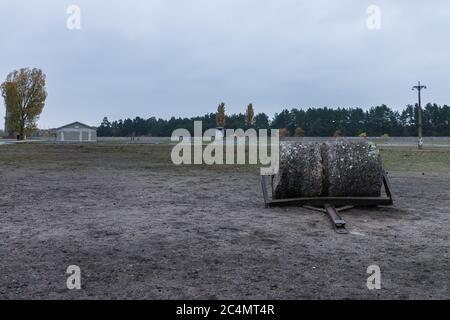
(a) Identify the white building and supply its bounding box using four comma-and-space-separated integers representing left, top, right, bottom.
56, 122, 97, 142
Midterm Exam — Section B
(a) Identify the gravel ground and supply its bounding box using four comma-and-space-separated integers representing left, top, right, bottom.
0, 144, 449, 299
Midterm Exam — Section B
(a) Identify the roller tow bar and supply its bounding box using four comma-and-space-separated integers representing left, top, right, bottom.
261, 172, 394, 234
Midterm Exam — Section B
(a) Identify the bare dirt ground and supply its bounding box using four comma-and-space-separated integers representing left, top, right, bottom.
0, 143, 449, 299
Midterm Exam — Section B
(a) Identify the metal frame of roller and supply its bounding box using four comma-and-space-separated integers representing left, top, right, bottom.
261, 171, 394, 234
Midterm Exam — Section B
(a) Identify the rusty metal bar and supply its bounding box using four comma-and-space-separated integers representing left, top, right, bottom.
260, 174, 394, 208
324, 203, 348, 234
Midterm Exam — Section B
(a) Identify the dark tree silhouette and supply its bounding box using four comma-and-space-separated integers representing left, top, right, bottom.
97, 104, 450, 137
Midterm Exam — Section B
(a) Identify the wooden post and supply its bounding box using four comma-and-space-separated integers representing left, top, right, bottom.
412, 81, 427, 150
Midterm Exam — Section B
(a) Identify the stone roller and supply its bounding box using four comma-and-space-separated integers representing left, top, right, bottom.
273, 140, 383, 199
263, 140, 393, 234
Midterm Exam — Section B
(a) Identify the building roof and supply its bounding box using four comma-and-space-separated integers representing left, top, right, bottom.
56, 121, 96, 131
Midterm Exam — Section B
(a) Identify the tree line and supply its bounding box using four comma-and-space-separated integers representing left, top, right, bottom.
97, 103, 450, 137
1, 68, 449, 139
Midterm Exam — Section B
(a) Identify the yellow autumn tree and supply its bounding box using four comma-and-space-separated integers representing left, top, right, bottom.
1, 68, 47, 140
245, 103, 254, 128
294, 127, 305, 137
216, 102, 225, 127
279, 128, 289, 137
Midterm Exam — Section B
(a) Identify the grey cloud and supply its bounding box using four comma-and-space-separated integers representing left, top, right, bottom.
1, 0, 449, 128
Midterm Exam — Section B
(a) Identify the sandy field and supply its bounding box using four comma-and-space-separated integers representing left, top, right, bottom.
0, 143, 449, 299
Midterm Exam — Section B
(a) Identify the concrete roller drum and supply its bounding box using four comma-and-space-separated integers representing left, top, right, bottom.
273, 140, 383, 199
272, 142, 323, 199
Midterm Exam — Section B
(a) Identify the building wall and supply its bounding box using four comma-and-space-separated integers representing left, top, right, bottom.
57, 129, 97, 142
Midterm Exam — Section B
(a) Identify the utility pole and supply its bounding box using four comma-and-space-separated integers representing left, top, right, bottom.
412, 81, 427, 149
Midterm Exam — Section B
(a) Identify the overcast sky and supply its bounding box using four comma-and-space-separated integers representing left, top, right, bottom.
1, 0, 449, 129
